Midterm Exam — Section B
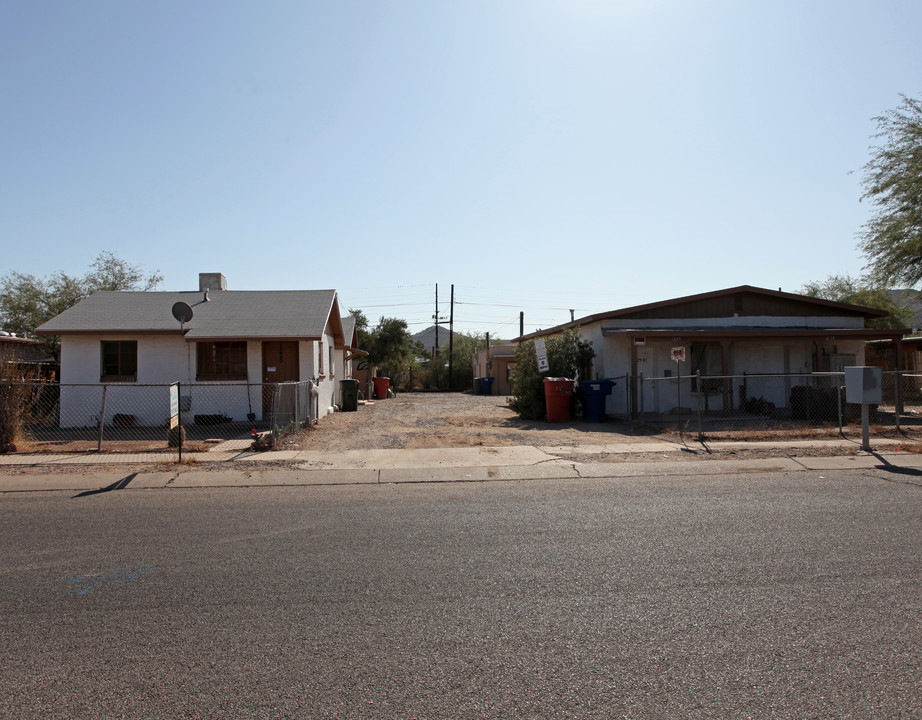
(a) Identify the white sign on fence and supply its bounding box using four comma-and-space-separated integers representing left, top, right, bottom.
169, 383, 180, 429
535, 338, 550, 373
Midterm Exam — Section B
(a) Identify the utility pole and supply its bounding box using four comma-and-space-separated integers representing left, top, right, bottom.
434, 284, 439, 361
448, 284, 455, 390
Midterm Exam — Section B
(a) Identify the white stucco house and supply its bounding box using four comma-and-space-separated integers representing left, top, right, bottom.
515, 285, 907, 419
333, 315, 367, 406
36, 273, 348, 428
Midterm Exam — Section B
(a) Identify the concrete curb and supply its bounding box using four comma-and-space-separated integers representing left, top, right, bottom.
2, 448, 921, 493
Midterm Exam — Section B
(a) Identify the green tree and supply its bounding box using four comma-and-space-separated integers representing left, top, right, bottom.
858, 94, 922, 287
0, 252, 163, 360
84, 250, 163, 293
799, 274, 912, 329
364, 317, 413, 383
508, 329, 595, 420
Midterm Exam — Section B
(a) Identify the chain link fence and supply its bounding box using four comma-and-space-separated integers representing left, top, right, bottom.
1, 380, 319, 454
629, 370, 922, 441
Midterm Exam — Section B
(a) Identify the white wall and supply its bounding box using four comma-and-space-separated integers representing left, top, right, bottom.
572, 324, 869, 417
315, 330, 336, 412
57, 335, 331, 428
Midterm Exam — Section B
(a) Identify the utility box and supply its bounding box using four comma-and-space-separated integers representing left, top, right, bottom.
845, 366, 883, 404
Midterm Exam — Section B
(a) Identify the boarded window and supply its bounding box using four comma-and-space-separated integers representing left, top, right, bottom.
101, 341, 137, 381
197, 342, 247, 381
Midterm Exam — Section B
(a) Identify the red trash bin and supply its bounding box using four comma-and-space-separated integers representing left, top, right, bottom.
373, 376, 390, 399
544, 377, 575, 422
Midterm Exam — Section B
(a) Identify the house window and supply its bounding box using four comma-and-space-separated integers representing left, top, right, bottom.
101, 341, 137, 381
196, 341, 247, 381
690, 342, 723, 393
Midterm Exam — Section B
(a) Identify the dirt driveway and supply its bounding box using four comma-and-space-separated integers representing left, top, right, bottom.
286, 392, 651, 452
284, 392, 900, 461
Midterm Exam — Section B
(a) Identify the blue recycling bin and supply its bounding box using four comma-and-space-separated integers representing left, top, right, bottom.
580, 380, 614, 422
480, 377, 496, 395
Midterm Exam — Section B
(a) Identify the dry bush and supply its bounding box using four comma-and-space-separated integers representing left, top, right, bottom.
0, 377, 30, 453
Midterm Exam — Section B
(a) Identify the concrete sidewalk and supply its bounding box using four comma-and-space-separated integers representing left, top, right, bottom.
1, 437, 921, 493
0, 436, 901, 469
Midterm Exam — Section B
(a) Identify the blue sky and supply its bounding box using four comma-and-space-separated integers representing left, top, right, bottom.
3, 0, 920, 338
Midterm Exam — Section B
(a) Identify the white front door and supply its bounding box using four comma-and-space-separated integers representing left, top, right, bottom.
636, 347, 656, 412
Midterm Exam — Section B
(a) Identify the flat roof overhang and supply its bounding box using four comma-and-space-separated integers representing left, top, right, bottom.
601, 327, 908, 342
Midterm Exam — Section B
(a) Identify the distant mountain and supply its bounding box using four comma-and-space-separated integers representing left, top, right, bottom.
412, 325, 450, 351
889, 289, 922, 332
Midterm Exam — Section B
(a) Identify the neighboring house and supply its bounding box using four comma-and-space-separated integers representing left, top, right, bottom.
36, 273, 346, 427
515, 285, 907, 418
334, 315, 368, 406
471, 345, 517, 395
866, 336, 922, 371
0, 333, 57, 381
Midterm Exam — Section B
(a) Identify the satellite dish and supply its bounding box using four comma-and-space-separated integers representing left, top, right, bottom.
172, 301, 193, 334
172, 302, 193, 323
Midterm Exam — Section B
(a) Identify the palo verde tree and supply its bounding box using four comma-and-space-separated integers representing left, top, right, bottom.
509, 329, 595, 421
799, 273, 912, 329
858, 94, 922, 287
0, 251, 163, 361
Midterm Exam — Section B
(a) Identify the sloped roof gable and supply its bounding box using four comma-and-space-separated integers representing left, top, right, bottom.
37, 290, 344, 342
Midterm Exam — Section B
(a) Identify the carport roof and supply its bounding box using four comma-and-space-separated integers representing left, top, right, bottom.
514, 285, 899, 342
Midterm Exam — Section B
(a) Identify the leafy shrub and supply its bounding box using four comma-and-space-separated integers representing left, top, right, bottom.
508, 330, 595, 420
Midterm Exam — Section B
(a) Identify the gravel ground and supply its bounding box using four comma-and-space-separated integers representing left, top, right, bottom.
284, 392, 656, 452
283, 391, 897, 462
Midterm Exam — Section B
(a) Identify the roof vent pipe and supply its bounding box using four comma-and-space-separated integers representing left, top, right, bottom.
204, 288, 210, 302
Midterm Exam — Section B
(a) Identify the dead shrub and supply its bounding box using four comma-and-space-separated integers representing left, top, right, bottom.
0, 381, 30, 452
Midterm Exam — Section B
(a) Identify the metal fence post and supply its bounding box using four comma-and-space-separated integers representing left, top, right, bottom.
836, 385, 845, 434
96, 385, 108, 452
894, 370, 901, 432
696, 370, 703, 440
624, 373, 630, 420
639, 372, 644, 425
177, 381, 182, 464
295, 382, 301, 427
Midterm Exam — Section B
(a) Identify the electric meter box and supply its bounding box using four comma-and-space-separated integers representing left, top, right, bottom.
844, 366, 883, 404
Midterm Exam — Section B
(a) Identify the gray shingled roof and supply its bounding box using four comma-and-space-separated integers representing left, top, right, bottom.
37, 290, 341, 340
341, 316, 357, 347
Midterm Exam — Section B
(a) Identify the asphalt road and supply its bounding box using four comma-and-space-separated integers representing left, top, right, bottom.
2, 469, 921, 719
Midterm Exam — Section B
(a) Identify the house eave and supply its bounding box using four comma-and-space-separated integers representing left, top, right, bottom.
600, 327, 908, 341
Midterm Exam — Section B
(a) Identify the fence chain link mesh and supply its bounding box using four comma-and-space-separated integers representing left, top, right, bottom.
630, 371, 922, 442
4, 380, 319, 455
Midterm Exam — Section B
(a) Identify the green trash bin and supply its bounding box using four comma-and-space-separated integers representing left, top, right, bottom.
340, 379, 359, 412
